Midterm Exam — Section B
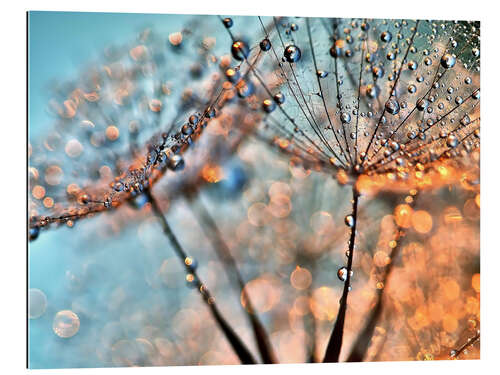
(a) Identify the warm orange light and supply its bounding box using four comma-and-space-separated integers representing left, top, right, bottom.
472, 273, 480, 293
106, 125, 120, 141
201, 164, 224, 183
32, 185, 46, 200
412, 210, 433, 234
394, 204, 413, 228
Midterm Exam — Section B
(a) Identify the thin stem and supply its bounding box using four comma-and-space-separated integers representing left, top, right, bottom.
306, 270, 318, 363
451, 332, 480, 358
347, 210, 408, 360
323, 185, 360, 362
190, 197, 277, 364
144, 189, 257, 365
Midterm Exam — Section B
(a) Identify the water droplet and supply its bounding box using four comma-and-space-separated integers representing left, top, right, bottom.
205, 106, 216, 118
416, 98, 429, 111
181, 124, 193, 135
184, 256, 198, 270
185, 273, 198, 288
222, 17, 233, 28
380, 31, 392, 42
29, 226, 39, 241
337, 267, 348, 282
385, 99, 400, 115
316, 70, 328, 78
341, 112, 351, 124
113, 181, 124, 192
274, 92, 285, 104
168, 155, 185, 171
372, 66, 384, 79
231, 40, 249, 61
236, 80, 255, 98
225, 67, 241, 83
262, 98, 276, 113
53, 310, 80, 338
460, 115, 471, 126
446, 134, 458, 148
366, 84, 380, 99
260, 38, 271, 51
188, 115, 199, 127
345, 214, 355, 227
408, 60, 418, 70
284, 45, 301, 63
440, 53, 456, 69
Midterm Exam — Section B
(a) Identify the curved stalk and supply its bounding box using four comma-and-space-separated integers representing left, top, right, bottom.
190, 197, 277, 364
145, 188, 257, 365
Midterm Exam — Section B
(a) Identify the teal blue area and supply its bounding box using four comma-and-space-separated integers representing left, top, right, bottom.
28, 11, 191, 368
28, 11, 187, 138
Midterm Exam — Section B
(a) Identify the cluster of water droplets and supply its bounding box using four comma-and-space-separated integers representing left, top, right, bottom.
28, 18, 259, 238
220, 17, 480, 180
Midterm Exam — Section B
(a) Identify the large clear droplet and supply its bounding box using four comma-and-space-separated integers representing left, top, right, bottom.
284, 45, 301, 63
345, 214, 355, 227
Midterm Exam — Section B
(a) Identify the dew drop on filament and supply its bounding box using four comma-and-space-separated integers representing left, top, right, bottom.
284, 45, 301, 63
345, 214, 355, 228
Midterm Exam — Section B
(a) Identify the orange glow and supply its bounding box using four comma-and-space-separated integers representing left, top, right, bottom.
201, 164, 224, 183
443, 314, 458, 333
337, 170, 349, 185
32, 185, 46, 200
43, 197, 54, 208
412, 210, 433, 234
106, 126, 120, 141
310, 287, 339, 321
168, 32, 183, 46
373, 250, 390, 267
440, 278, 460, 301
443, 206, 462, 224
394, 204, 413, 228
472, 273, 480, 293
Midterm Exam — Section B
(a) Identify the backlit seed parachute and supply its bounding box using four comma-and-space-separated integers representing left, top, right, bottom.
223, 17, 480, 193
